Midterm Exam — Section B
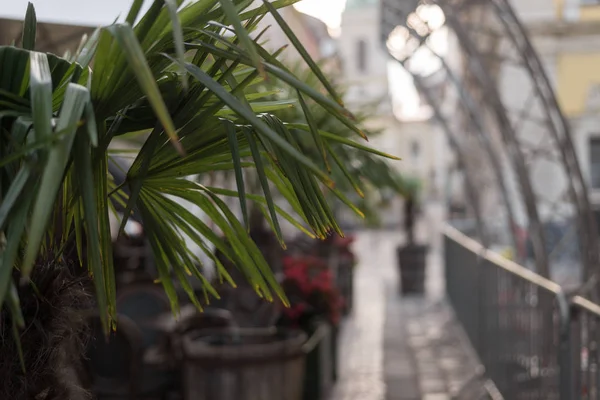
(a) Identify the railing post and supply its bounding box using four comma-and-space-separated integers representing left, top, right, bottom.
570, 306, 582, 400
476, 250, 484, 358
557, 291, 572, 400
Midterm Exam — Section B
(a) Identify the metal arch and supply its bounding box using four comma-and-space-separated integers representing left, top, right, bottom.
380, 0, 599, 282
488, 0, 600, 287
411, 72, 489, 246
442, 0, 599, 285
382, 3, 519, 258
386, 12, 520, 258
436, 2, 550, 278
380, 9, 488, 242
380, 36, 489, 247
380, 47, 487, 242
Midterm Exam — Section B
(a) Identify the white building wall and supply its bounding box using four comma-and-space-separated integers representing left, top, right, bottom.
339, 6, 390, 110
339, 2, 451, 226
508, 0, 556, 23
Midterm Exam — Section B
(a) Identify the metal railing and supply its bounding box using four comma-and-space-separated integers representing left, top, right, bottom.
569, 295, 600, 399
443, 225, 600, 399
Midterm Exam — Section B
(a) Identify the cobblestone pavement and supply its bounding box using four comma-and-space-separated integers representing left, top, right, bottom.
385, 298, 483, 400
330, 232, 388, 400
331, 204, 485, 400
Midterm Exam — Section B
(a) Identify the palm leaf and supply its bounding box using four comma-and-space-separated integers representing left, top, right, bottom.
23, 83, 90, 277
262, 0, 343, 106
0, 0, 401, 341
21, 3, 36, 51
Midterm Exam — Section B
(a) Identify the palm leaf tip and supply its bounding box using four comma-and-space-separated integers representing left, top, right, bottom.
22, 2, 37, 50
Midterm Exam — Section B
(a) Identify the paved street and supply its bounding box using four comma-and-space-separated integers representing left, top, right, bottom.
331, 204, 484, 400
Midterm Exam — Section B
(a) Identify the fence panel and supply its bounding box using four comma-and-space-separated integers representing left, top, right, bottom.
570, 296, 600, 400
444, 226, 568, 399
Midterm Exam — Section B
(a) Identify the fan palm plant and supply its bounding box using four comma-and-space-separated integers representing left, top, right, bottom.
257, 63, 404, 226
0, 0, 398, 396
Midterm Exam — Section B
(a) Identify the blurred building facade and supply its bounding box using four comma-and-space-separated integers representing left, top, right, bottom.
375, 0, 600, 265
460, 0, 600, 227
338, 0, 448, 228
0, 18, 93, 54
542, 1, 600, 227
256, 4, 339, 67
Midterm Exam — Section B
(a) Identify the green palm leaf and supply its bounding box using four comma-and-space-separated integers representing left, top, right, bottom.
0, 0, 401, 346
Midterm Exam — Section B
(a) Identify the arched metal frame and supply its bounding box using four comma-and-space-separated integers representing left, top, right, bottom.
381, 4, 519, 258
411, 71, 490, 246
381, 0, 600, 285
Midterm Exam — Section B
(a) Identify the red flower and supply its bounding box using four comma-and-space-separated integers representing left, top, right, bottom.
281, 255, 343, 327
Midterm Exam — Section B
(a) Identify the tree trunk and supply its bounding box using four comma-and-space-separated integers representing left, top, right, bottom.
0, 261, 92, 400
404, 197, 416, 246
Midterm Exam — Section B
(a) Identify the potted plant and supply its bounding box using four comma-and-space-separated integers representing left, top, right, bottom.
0, 1, 400, 397
277, 255, 343, 400
180, 327, 307, 400
210, 206, 283, 328
396, 176, 428, 295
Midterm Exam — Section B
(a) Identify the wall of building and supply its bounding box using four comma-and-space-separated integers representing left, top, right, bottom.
557, 52, 600, 116
509, 0, 556, 22
477, 5, 600, 219
338, 1, 451, 230
581, 5, 600, 21
339, 5, 390, 109
532, 26, 600, 214
0, 19, 93, 54
257, 7, 321, 61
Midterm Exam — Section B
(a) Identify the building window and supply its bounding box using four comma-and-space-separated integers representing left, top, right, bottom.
590, 137, 600, 188
357, 39, 367, 72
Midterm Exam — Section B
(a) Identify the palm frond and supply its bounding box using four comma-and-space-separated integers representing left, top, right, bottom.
0, 0, 401, 339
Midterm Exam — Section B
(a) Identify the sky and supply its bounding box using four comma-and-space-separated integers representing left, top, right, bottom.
0, 0, 346, 28
0, 0, 152, 25
294, 0, 347, 29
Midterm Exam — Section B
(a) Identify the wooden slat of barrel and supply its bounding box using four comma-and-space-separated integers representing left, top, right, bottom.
182, 328, 306, 400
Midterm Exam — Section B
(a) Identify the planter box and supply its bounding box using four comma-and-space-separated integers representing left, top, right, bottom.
397, 245, 428, 295
181, 328, 306, 400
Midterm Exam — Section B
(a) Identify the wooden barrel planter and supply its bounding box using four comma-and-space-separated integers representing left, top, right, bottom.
181, 327, 307, 400
302, 320, 335, 400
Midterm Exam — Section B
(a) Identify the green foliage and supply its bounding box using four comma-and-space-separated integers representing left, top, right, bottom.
259, 64, 407, 224
397, 174, 422, 202
0, 0, 401, 347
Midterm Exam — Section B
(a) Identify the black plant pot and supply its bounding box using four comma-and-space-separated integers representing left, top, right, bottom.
397, 244, 428, 295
